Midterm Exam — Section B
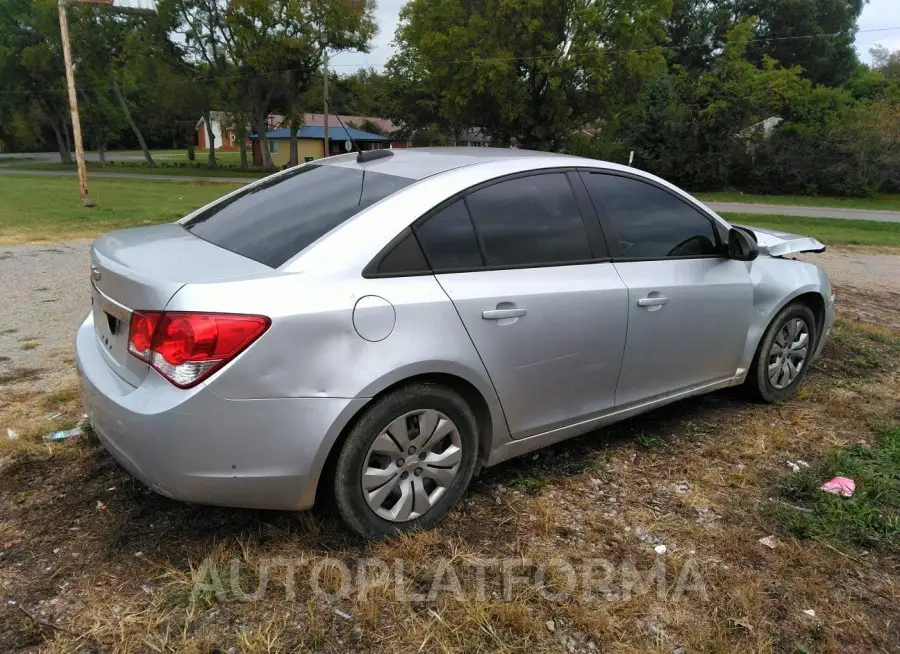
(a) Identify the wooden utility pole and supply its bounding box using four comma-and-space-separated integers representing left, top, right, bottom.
322, 51, 329, 158
58, 0, 93, 207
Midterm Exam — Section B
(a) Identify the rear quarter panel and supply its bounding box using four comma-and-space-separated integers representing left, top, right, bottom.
166, 271, 512, 441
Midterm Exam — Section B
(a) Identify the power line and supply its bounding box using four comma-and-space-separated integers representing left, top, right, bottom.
2, 25, 899, 99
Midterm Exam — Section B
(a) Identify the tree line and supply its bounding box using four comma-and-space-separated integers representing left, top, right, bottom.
1, 0, 898, 196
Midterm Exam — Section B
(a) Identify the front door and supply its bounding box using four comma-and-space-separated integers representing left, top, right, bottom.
413, 172, 629, 439
579, 171, 753, 406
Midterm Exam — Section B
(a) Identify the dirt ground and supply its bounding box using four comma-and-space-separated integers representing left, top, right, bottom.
1, 245, 899, 653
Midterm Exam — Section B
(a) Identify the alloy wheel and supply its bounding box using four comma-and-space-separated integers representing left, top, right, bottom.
768, 317, 810, 390
361, 409, 463, 522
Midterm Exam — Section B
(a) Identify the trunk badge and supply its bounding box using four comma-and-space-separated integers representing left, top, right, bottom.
91, 266, 101, 283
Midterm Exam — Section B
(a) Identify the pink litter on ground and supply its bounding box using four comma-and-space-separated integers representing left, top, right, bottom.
819, 477, 855, 497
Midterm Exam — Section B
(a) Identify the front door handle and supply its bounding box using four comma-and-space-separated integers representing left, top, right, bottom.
482, 308, 527, 320
637, 296, 669, 307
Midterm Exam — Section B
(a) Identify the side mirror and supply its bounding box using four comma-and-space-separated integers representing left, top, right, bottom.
729, 228, 759, 261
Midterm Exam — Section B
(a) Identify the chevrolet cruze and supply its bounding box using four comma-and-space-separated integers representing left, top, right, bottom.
76, 147, 835, 538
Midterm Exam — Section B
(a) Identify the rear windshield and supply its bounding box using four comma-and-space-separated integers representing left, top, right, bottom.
183, 164, 414, 268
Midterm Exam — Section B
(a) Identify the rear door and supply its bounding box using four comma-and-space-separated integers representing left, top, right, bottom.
579, 171, 753, 407
416, 172, 629, 440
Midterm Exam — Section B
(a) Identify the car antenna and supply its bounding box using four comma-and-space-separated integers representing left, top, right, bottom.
325, 98, 393, 163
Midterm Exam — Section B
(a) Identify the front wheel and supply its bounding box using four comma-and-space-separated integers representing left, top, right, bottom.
332, 383, 479, 539
747, 302, 818, 403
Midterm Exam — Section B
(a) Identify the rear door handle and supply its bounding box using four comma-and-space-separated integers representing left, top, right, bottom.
482, 308, 527, 320
637, 296, 669, 307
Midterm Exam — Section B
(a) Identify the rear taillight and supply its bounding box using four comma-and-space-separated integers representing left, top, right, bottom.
127, 312, 269, 388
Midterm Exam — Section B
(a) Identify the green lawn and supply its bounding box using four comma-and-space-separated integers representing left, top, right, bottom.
696, 190, 900, 212
772, 422, 899, 551
7, 159, 266, 179
2, 174, 898, 249
0, 175, 241, 245
722, 213, 900, 249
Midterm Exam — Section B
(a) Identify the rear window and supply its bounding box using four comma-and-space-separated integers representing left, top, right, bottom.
183, 164, 414, 267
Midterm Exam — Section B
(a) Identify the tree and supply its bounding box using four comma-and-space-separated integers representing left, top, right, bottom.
663, 0, 865, 85
739, 0, 865, 86
871, 44, 900, 82
0, 0, 75, 162
387, 0, 671, 152
202, 0, 376, 170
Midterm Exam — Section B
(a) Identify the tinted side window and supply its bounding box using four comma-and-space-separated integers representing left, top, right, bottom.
581, 173, 718, 259
465, 174, 592, 267
184, 165, 413, 268
415, 200, 483, 271
373, 229, 429, 276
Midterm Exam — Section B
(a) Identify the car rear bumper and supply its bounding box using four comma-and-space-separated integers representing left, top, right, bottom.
75, 313, 365, 511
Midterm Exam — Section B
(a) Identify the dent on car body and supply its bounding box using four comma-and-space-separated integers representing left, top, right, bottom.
741, 225, 826, 257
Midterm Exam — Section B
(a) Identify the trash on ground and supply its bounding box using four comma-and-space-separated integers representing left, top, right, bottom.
333, 608, 353, 620
96, 501, 107, 513
44, 412, 62, 421
786, 460, 801, 473
802, 609, 816, 617
796, 460, 810, 468
819, 477, 855, 498
654, 544, 667, 555
6, 428, 19, 440
759, 535, 778, 549
42, 426, 83, 443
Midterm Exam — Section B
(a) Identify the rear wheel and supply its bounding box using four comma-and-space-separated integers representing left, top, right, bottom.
332, 383, 479, 539
747, 302, 817, 403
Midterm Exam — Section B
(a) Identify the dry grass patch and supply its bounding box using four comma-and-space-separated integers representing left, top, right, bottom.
1, 308, 899, 653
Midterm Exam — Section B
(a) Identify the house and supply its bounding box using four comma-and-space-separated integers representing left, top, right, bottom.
196, 112, 285, 151
197, 111, 411, 151
250, 125, 389, 167
738, 116, 784, 140
456, 127, 491, 147
302, 113, 410, 148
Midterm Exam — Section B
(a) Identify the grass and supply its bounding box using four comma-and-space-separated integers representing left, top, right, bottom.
0, 175, 241, 244
0, 312, 898, 652
772, 423, 899, 550
6, 160, 266, 179
696, 190, 900, 212
722, 213, 900, 248
0, 367, 42, 385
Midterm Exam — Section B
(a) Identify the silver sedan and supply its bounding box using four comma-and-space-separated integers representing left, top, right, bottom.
76, 148, 835, 538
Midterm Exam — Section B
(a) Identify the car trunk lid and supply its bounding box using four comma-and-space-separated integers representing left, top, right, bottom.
740, 225, 826, 257
90, 223, 274, 387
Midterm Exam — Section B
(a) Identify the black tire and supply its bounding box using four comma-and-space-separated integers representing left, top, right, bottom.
333, 383, 479, 539
746, 302, 818, 403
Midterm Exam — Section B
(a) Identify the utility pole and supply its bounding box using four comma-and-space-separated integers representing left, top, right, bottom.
58, 0, 93, 207
322, 51, 329, 158
57, 1, 157, 207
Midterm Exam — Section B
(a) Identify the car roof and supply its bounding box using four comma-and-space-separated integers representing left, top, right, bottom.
319, 147, 580, 181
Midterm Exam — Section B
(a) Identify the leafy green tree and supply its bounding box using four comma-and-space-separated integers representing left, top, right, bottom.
388, 0, 671, 151
664, 0, 865, 85
0, 0, 73, 162
222, 0, 376, 170
738, 0, 865, 86
870, 44, 900, 82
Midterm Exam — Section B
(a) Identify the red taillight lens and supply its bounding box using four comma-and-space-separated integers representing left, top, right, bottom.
127, 311, 269, 388
127, 311, 162, 362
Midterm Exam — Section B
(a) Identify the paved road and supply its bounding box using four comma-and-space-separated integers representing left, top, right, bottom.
2, 165, 900, 222
705, 201, 900, 223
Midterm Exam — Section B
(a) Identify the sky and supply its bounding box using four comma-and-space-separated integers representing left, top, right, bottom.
329, 0, 900, 72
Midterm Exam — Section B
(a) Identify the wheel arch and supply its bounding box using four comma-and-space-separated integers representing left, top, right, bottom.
311, 368, 506, 508
742, 287, 828, 377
